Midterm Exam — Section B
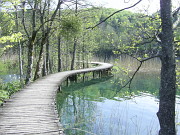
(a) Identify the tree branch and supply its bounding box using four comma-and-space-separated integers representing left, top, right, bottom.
175, 40, 180, 43
134, 36, 156, 47
153, 7, 179, 43
113, 54, 160, 97
87, 0, 143, 29
173, 6, 180, 29
139, 54, 160, 62
34, 0, 63, 35
21, 1, 30, 38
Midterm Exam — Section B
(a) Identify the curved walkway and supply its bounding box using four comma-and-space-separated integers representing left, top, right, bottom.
0, 62, 113, 135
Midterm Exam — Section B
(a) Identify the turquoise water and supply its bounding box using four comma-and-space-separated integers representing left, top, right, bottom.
56, 70, 180, 135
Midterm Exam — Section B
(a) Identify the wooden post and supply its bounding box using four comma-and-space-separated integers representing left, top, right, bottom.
108, 68, 112, 76
93, 71, 95, 78
58, 85, 61, 92
66, 78, 69, 86
83, 73, 85, 82
69, 75, 77, 82
102, 69, 109, 76
99, 70, 102, 78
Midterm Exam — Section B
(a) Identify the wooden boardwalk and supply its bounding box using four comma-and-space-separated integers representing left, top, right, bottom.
0, 62, 113, 135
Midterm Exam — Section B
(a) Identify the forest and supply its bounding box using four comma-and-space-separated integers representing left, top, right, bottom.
1, 1, 179, 82
0, 0, 180, 135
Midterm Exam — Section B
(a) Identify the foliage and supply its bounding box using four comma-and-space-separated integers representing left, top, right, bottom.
60, 15, 83, 38
93, 8, 162, 58
0, 80, 21, 104
0, 60, 7, 74
0, 11, 22, 57
1, 0, 21, 8
0, 12, 15, 36
0, 1, 179, 97
0, 59, 19, 75
0, 32, 22, 43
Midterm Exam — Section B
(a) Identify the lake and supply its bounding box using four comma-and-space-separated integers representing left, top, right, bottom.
56, 63, 180, 135
0, 74, 21, 82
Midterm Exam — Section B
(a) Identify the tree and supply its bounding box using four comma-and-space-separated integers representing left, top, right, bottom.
70, 0, 78, 70
14, 2, 24, 86
20, 0, 63, 83
22, 0, 38, 84
88, 0, 179, 134
33, 0, 63, 80
57, 4, 62, 72
60, 13, 82, 70
157, 0, 177, 134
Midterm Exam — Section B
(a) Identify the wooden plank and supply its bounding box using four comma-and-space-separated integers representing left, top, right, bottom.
0, 62, 113, 135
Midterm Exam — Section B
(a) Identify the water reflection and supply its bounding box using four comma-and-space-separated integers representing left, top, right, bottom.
56, 71, 180, 135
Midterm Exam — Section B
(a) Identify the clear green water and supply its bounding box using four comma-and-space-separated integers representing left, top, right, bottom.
56, 69, 180, 135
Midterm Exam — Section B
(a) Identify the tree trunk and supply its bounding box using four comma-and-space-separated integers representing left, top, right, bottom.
42, 59, 46, 77
34, 36, 46, 80
45, 0, 50, 75
58, 6, 62, 72
14, 5, 24, 86
66, 39, 69, 70
71, 38, 77, 70
45, 38, 50, 75
157, 0, 176, 135
58, 36, 62, 72
25, 39, 35, 84
82, 35, 85, 68
18, 41, 24, 85
70, 0, 78, 70
33, 0, 63, 80
24, 0, 37, 85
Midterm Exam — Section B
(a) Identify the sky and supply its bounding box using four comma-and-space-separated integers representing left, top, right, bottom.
88, 0, 180, 14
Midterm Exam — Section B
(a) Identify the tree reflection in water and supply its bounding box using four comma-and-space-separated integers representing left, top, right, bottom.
56, 71, 180, 135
